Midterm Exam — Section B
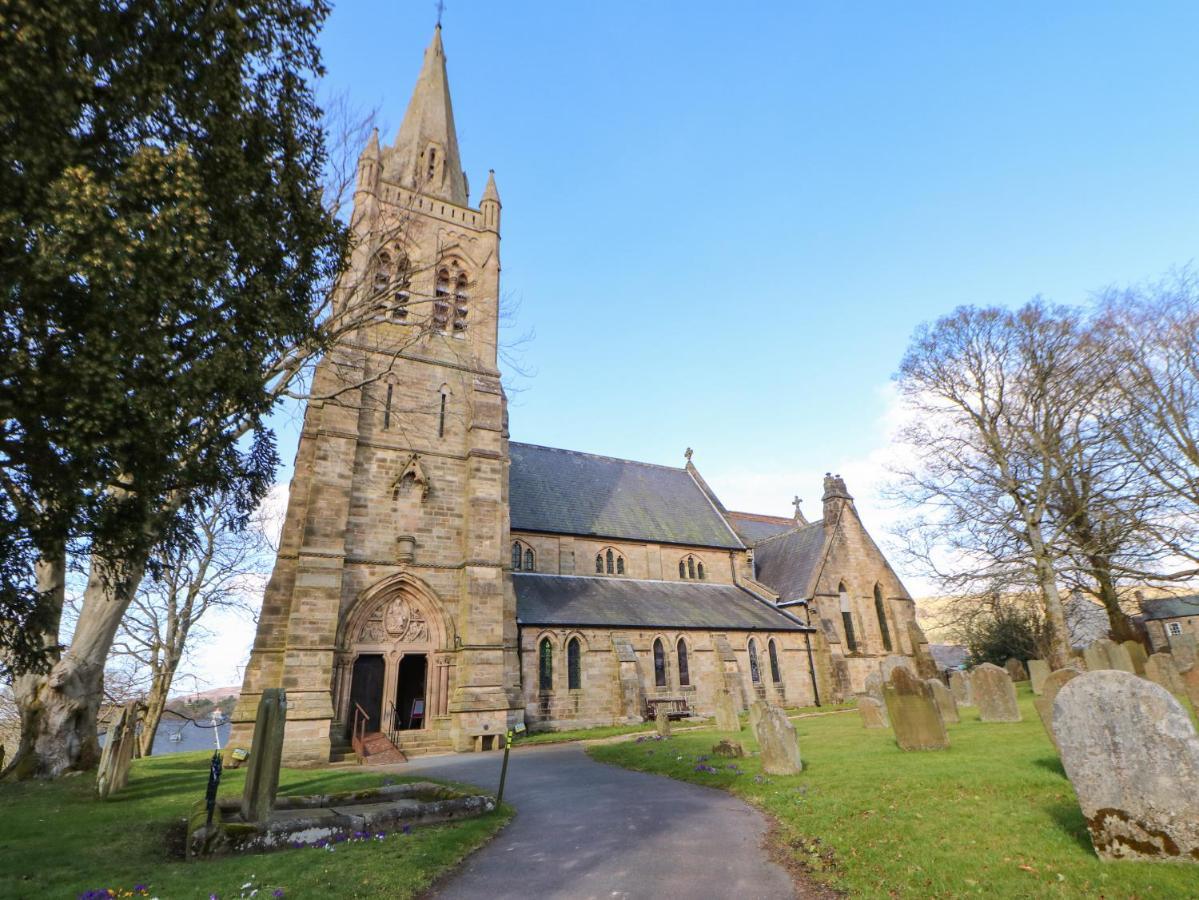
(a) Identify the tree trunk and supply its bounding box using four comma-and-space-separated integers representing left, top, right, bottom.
138, 651, 183, 758
14, 551, 149, 778
1087, 555, 1139, 643
1026, 524, 1071, 669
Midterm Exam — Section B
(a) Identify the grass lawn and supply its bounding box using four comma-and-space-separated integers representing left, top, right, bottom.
0, 751, 511, 899
589, 686, 1196, 899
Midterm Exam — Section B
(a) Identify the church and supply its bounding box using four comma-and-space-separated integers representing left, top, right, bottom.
230, 26, 929, 765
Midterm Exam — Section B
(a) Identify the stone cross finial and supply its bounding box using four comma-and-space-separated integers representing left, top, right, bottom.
792, 496, 802, 515
684, 447, 693, 462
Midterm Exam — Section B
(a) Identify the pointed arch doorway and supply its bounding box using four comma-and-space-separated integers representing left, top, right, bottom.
334, 573, 456, 739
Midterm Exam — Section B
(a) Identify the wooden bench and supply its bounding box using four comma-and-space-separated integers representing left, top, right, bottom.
646, 696, 692, 721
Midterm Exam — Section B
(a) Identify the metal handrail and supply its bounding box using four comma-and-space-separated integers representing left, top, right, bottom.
386, 701, 402, 748
351, 702, 370, 764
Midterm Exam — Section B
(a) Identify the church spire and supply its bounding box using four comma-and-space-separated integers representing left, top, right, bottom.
389, 25, 468, 206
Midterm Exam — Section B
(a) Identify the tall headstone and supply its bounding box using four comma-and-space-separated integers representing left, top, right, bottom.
714, 688, 740, 733
1004, 658, 1028, 683
926, 678, 959, 724
1033, 668, 1080, 750
830, 656, 853, 704
241, 688, 287, 822
1168, 632, 1198, 671
1082, 641, 1108, 672
748, 699, 767, 737
1027, 659, 1050, 695
882, 654, 916, 681
883, 668, 949, 751
858, 697, 888, 729
655, 706, 671, 737
1054, 671, 1199, 862
1144, 652, 1186, 697
96, 701, 139, 800
757, 706, 803, 775
1105, 641, 1136, 674
971, 663, 1021, 722
949, 670, 973, 707
861, 671, 890, 726
1122, 640, 1148, 676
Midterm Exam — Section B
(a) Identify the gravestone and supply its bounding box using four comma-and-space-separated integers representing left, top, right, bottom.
858, 697, 888, 729
1144, 652, 1186, 697
926, 678, 959, 724
1180, 664, 1199, 709
1082, 641, 1109, 672
655, 706, 671, 737
1168, 632, 1198, 671
882, 654, 916, 681
1106, 641, 1136, 674
1004, 658, 1028, 683
1033, 668, 1080, 750
883, 668, 949, 751
241, 688, 287, 823
861, 671, 890, 726
748, 699, 767, 738
971, 663, 1021, 722
757, 706, 803, 775
1027, 659, 1050, 695
714, 688, 740, 733
949, 670, 973, 707
1053, 670, 1199, 862
712, 739, 744, 758
1122, 640, 1149, 676
96, 700, 139, 800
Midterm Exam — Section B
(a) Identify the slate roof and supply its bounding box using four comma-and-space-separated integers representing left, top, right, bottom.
752, 523, 828, 602
1139, 594, 1199, 621
512, 573, 810, 632
509, 442, 744, 549
726, 511, 796, 546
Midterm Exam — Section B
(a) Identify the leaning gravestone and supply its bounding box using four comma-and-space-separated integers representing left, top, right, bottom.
1082, 641, 1109, 672
1054, 670, 1199, 862
1144, 652, 1186, 697
972, 663, 1021, 722
757, 706, 803, 775
882, 654, 916, 681
861, 671, 890, 726
949, 670, 973, 707
926, 678, 959, 724
1027, 659, 1050, 695
858, 697, 888, 729
96, 700, 139, 800
748, 699, 768, 738
655, 706, 671, 737
1033, 668, 1080, 750
1122, 640, 1148, 676
1168, 632, 1198, 671
241, 688, 287, 823
1004, 658, 1028, 683
714, 688, 740, 733
1106, 641, 1136, 674
883, 668, 949, 751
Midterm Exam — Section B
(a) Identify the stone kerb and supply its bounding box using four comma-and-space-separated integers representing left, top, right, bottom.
971, 663, 1021, 722
949, 670, 973, 707
926, 678, 959, 724
1033, 668, 1080, 750
1004, 658, 1028, 683
757, 706, 803, 775
1053, 670, 1199, 863
883, 668, 949, 751
1027, 659, 1050, 695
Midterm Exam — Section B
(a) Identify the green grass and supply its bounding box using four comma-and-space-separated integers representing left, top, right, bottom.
0, 751, 511, 899
589, 687, 1196, 899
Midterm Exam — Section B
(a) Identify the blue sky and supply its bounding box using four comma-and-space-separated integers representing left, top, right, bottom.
198, 3, 1199, 687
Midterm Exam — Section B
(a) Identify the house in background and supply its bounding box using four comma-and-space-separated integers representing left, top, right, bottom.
1139, 594, 1199, 653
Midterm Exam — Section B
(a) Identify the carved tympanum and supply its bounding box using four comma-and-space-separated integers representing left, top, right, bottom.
358, 596, 430, 644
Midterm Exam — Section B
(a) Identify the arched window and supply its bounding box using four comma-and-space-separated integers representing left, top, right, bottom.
606, 549, 614, 574
512, 541, 535, 573
679, 560, 686, 578
839, 583, 858, 652
597, 548, 625, 576
596, 553, 603, 574
680, 555, 704, 580
539, 638, 553, 692
373, 252, 392, 294
453, 273, 468, 332
426, 146, 437, 180
874, 584, 892, 652
653, 639, 667, 688
525, 548, 535, 572
567, 638, 581, 690
768, 639, 782, 684
748, 638, 761, 683
677, 638, 690, 687
512, 541, 523, 571
433, 268, 450, 329
687, 556, 696, 579
697, 562, 705, 580
616, 556, 625, 575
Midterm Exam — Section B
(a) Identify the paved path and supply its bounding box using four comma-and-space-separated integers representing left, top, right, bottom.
399, 742, 796, 899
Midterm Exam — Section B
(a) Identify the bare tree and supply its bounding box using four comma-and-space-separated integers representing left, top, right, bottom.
108, 492, 271, 756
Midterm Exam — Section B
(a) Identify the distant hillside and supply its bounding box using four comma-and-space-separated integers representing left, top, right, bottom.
169, 685, 240, 703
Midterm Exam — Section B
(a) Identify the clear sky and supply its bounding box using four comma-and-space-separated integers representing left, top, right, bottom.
198, 2, 1199, 687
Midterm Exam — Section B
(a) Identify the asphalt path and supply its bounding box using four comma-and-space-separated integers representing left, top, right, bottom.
399, 742, 796, 899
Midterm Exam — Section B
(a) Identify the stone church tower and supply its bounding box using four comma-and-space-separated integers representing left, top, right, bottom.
230, 25, 523, 764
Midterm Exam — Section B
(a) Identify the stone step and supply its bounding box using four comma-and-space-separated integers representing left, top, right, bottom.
359, 732, 407, 766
